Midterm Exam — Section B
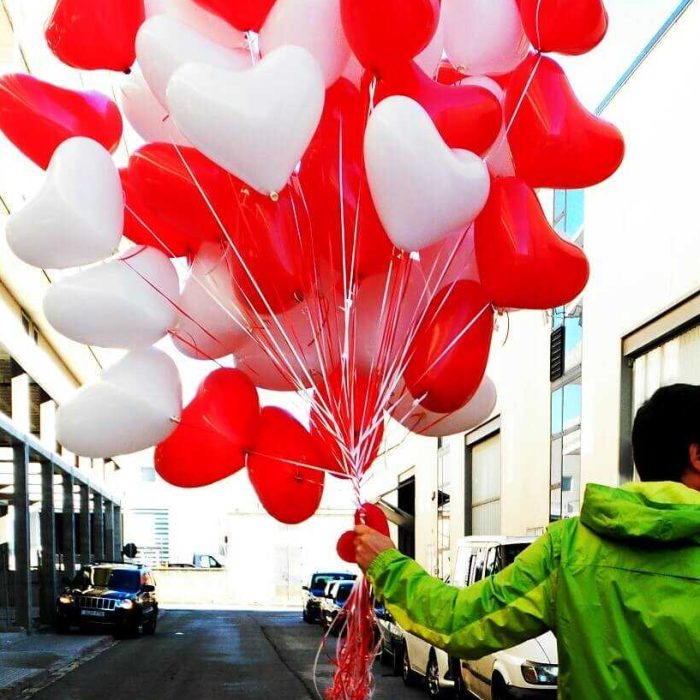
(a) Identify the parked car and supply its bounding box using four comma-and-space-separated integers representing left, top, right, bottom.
452, 537, 559, 699
320, 579, 355, 635
168, 553, 224, 569
396, 577, 455, 699
376, 605, 405, 676
302, 571, 355, 623
56, 563, 158, 637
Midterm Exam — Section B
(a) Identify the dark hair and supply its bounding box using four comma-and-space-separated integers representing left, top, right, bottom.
632, 384, 700, 482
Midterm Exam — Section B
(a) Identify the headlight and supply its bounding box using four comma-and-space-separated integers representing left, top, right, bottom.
59, 594, 73, 605
117, 600, 134, 610
521, 661, 558, 685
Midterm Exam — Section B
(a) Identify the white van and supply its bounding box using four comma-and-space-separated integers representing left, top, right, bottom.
452, 536, 558, 699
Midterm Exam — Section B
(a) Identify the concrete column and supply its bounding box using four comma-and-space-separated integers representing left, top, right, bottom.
61, 472, 76, 579
92, 492, 104, 562
104, 501, 115, 561
13, 443, 31, 632
114, 506, 122, 561
11, 374, 30, 433
40, 460, 56, 624
39, 400, 57, 452
79, 484, 91, 566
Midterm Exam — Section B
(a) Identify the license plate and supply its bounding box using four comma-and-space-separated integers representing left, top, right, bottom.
81, 609, 105, 618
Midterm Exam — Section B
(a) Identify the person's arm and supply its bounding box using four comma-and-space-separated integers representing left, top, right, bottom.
365, 529, 560, 660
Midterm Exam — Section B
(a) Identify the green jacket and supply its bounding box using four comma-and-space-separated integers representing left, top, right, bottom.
368, 481, 700, 699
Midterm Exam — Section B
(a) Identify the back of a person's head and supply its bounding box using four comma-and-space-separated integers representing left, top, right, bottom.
632, 384, 700, 482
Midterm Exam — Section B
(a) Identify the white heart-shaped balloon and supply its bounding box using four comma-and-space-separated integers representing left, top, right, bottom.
6, 137, 123, 270
118, 66, 191, 146
56, 347, 182, 458
136, 14, 251, 107
391, 376, 497, 437
364, 96, 490, 252
44, 246, 179, 349
171, 242, 249, 360
443, 0, 529, 76
145, 0, 247, 49
167, 45, 325, 195
258, 0, 350, 87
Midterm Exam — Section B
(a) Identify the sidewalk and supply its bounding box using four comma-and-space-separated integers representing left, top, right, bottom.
0, 629, 114, 699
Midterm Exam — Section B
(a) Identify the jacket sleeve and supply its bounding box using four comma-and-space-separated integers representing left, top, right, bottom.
367, 529, 560, 660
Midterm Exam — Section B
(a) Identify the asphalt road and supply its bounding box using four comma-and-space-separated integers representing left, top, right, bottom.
28, 610, 428, 700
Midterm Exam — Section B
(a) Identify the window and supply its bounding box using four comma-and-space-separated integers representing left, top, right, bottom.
436, 440, 451, 579
470, 431, 502, 536
550, 377, 582, 521
470, 548, 488, 583
141, 466, 156, 482
553, 190, 585, 241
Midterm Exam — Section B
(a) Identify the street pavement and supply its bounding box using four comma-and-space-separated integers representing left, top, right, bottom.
25, 610, 428, 700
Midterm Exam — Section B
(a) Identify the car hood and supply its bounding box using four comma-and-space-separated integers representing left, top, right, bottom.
534, 632, 558, 664
77, 587, 135, 600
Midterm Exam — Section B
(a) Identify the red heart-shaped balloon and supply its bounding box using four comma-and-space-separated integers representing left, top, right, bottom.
0, 74, 123, 169
45, 0, 144, 72
192, 0, 276, 31
370, 61, 503, 155
404, 281, 494, 414
121, 169, 196, 259
341, 0, 439, 74
248, 407, 325, 525
475, 177, 589, 309
506, 54, 624, 189
155, 369, 259, 488
123, 144, 233, 256
518, 0, 608, 55
300, 79, 395, 281
337, 503, 390, 563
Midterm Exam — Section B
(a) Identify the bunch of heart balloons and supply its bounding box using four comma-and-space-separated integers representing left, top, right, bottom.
0, 0, 622, 697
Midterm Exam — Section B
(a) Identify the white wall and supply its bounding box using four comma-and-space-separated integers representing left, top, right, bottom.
580, 1, 700, 486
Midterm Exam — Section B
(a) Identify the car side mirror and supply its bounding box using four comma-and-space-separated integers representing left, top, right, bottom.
302, 585, 309, 591
142, 584, 155, 593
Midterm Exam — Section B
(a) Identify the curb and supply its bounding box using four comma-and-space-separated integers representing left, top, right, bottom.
0, 636, 115, 700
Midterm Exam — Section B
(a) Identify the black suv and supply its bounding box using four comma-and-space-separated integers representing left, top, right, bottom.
56, 563, 158, 637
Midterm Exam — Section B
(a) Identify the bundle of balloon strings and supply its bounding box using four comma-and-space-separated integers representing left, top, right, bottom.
318, 576, 382, 700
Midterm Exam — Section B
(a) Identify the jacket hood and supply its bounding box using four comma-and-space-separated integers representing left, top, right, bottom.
580, 481, 700, 545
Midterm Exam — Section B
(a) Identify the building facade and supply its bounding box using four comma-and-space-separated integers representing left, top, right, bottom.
367, 0, 700, 577
0, 1, 131, 631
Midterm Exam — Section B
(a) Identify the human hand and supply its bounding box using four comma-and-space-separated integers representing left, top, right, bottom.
354, 524, 396, 573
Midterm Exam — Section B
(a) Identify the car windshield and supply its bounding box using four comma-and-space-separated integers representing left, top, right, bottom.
335, 584, 353, 604
311, 573, 353, 590
502, 544, 530, 568
91, 568, 140, 591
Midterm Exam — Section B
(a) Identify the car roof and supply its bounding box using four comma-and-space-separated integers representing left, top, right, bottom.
313, 572, 353, 577
455, 536, 536, 547
90, 563, 146, 571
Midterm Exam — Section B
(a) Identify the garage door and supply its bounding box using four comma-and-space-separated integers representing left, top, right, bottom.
471, 433, 502, 535
632, 324, 700, 410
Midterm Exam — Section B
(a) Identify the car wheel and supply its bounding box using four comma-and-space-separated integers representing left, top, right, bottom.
491, 673, 508, 700
401, 642, 420, 687
426, 651, 445, 699
302, 608, 312, 624
391, 643, 403, 677
143, 613, 158, 636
